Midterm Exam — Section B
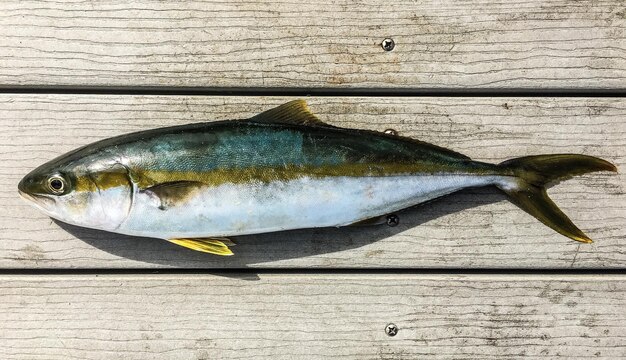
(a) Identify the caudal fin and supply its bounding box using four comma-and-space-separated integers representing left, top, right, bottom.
496, 154, 617, 243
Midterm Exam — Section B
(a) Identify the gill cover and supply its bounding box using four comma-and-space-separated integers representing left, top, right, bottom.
84, 163, 134, 230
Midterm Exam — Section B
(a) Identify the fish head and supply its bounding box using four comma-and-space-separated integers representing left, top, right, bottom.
18, 156, 133, 232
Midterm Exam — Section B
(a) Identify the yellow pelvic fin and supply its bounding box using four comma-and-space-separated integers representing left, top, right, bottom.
168, 238, 235, 256
208, 237, 237, 246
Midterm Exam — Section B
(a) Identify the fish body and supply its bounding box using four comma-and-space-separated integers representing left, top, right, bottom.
18, 100, 617, 255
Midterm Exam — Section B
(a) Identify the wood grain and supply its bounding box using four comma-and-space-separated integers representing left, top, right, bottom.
0, 0, 624, 89
1, 95, 623, 269
0, 274, 624, 359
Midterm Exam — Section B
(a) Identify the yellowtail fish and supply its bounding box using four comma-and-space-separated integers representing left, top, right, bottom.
18, 100, 617, 256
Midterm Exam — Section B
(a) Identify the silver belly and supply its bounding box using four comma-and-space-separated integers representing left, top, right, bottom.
116, 174, 509, 239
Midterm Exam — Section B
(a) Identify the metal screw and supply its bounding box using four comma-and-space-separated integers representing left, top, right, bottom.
386, 214, 399, 227
385, 323, 398, 336
381, 38, 395, 51
384, 128, 398, 135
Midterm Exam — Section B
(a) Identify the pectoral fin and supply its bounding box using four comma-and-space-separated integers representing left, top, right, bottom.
143, 181, 204, 210
168, 238, 235, 256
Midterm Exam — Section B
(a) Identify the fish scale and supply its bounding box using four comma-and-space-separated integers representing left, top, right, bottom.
18, 100, 617, 255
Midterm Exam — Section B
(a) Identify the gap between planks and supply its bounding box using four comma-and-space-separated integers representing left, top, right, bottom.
1, 268, 626, 276
1, 86, 626, 97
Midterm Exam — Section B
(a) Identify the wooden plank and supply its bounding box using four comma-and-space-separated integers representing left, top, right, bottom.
0, 274, 624, 359
1, 95, 624, 269
0, 0, 624, 89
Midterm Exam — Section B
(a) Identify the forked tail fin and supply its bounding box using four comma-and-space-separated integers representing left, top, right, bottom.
496, 154, 617, 243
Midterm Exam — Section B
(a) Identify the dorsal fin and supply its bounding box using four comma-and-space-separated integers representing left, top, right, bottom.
249, 100, 332, 127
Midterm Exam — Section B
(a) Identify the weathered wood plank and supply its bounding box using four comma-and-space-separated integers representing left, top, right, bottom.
1, 95, 623, 269
0, 0, 624, 89
0, 274, 624, 359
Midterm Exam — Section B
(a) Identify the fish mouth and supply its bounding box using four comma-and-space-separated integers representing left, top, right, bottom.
18, 189, 35, 202
18, 190, 55, 210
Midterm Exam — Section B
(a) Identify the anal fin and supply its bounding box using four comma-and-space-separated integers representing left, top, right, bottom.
346, 215, 388, 227
346, 214, 399, 227
168, 238, 235, 256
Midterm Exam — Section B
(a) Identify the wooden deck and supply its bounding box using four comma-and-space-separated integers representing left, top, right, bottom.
3, 274, 625, 359
0, 1, 624, 358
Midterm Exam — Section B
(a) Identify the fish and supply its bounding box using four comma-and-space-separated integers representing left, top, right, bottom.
18, 100, 617, 256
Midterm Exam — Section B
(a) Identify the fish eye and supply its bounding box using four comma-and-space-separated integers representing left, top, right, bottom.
47, 175, 66, 194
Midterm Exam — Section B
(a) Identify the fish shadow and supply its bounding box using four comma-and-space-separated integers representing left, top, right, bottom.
56, 187, 506, 270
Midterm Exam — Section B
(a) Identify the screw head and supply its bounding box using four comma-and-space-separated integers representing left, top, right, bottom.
381, 38, 395, 51
386, 214, 400, 227
385, 323, 398, 336
384, 128, 398, 135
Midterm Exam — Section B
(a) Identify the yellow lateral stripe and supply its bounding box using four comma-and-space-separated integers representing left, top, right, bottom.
128, 163, 499, 190
75, 162, 503, 192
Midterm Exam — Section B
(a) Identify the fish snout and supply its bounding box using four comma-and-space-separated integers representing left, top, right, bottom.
18, 173, 40, 196
18, 175, 31, 195
17, 174, 58, 214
